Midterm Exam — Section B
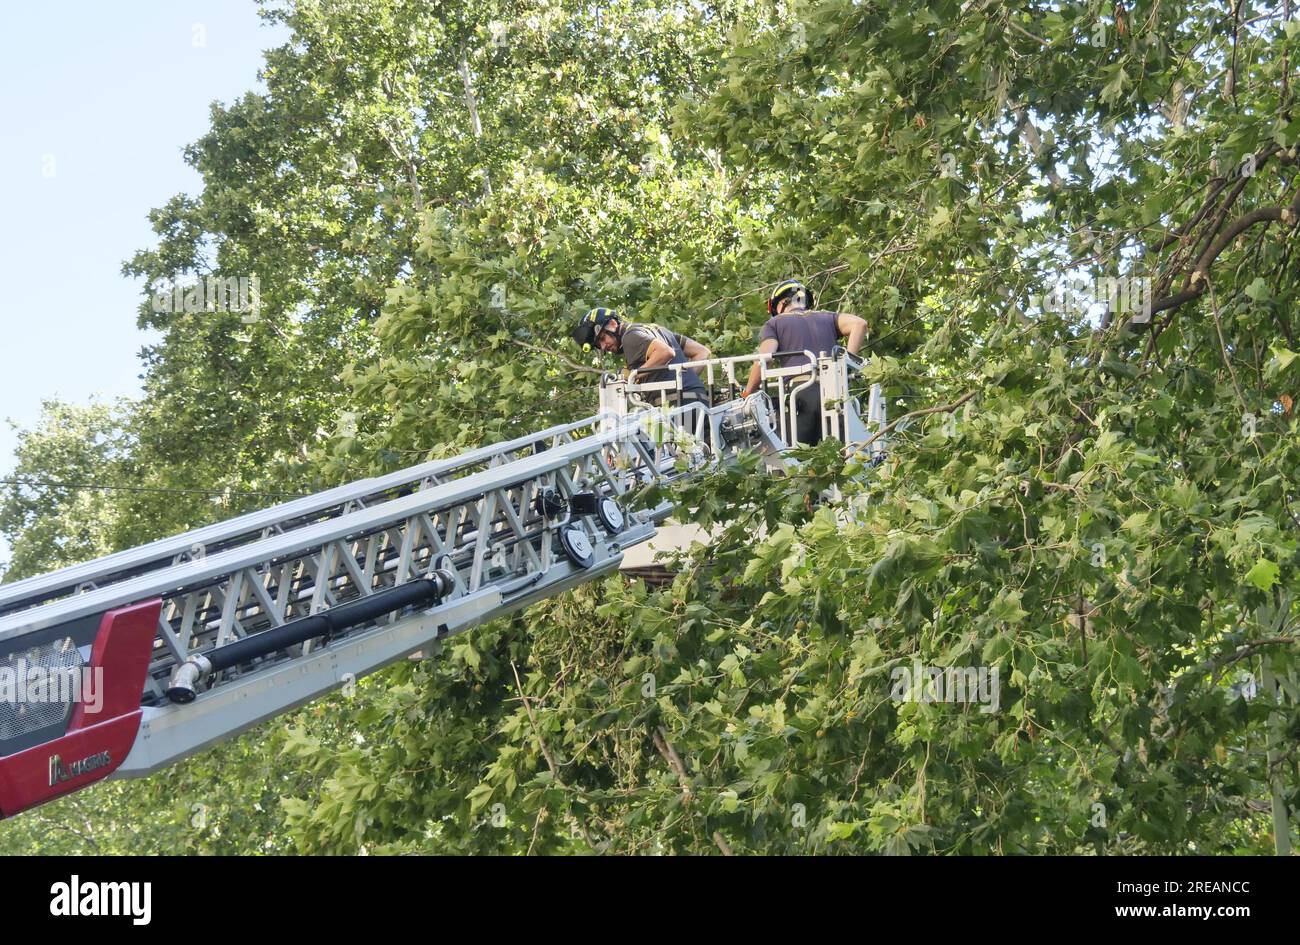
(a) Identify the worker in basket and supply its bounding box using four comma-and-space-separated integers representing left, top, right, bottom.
571, 306, 713, 411
741, 279, 869, 447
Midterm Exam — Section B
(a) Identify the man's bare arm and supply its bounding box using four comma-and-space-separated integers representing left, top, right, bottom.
628, 338, 677, 381
640, 338, 678, 369
681, 336, 711, 361
742, 339, 779, 396
837, 313, 869, 356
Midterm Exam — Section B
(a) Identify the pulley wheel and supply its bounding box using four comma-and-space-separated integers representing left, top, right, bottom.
559, 524, 595, 569
596, 497, 625, 534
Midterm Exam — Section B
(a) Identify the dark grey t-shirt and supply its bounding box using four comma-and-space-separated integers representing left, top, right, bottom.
758, 311, 841, 369
620, 323, 706, 396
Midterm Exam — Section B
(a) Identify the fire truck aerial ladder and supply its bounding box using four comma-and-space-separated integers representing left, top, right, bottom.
0, 351, 885, 818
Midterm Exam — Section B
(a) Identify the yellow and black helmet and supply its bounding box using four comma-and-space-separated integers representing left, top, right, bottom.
571, 307, 619, 351
768, 279, 813, 316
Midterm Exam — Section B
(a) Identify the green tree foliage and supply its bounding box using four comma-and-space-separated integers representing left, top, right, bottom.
0, 401, 132, 583
3, 0, 1299, 854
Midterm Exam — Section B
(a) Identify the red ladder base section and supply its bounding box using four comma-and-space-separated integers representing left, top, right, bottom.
0, 599, 161, 818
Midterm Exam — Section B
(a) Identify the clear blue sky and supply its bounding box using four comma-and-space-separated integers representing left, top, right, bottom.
0, 1, 290, 565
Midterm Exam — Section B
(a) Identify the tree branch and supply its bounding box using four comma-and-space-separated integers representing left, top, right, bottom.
844, 390, 978, 453
1151, 173, 1235, 253
652, 726, 692, 806
510, 338, 604, 376
459, 48, 492, 199
1144, 184, 1300, 322
511, 660, 561, 780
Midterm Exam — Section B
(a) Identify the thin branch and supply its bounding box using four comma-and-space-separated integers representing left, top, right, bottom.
510, 338, 604, 376
1005, 16, 1050, 47
1207, 279, 1247, 410
844, 390, 978, 453
458, 48, 491, 199
652, 726, 692, 805
1011, 103, 1063, 190
1186, 637, 1298, 689
1151, 174, 1235, 253
511, 660, 561, 780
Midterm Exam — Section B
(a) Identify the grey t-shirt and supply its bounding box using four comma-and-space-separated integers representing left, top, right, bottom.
620, 323, 706, 396
758, 311, 841, 369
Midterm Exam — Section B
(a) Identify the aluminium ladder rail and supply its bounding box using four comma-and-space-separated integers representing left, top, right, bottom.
0, 414, 648, 620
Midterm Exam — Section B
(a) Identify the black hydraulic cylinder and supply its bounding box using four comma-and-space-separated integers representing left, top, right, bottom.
167, 570, 456, 704
204, 574, 451, 672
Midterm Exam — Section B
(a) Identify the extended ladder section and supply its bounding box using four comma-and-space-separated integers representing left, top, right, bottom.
0, 352, 884, 817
